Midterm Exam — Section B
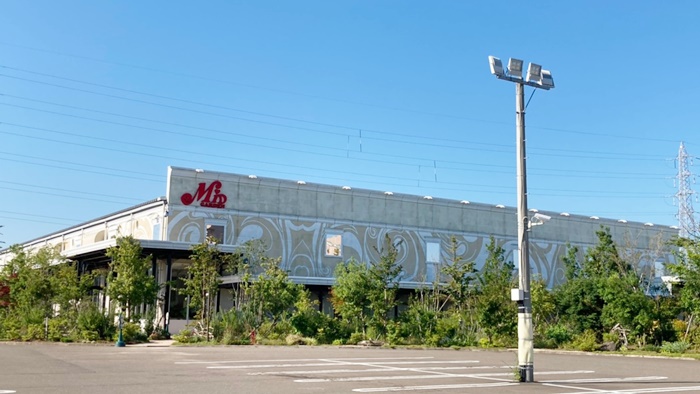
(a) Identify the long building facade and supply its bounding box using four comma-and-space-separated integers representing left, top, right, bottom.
0, 166, 679, 333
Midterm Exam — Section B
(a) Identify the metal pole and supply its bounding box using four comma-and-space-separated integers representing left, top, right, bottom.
515, 82, 534, 382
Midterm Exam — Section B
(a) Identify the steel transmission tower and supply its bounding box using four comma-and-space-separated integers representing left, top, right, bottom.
676, 142, 697, 238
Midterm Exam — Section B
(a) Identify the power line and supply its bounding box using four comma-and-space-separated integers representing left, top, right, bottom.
0, 73, 673, 160
0, 121, 670, 195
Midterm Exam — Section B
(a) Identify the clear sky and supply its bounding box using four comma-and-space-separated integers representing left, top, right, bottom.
1, 1, 698, 247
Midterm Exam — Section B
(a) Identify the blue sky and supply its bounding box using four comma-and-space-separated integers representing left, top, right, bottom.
1, 1, 698, 246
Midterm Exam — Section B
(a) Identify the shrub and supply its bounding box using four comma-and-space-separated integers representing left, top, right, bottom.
1, 315, 23, 340
533, 323, 573, 349
570, 330, 598, 352
346, 331, 365, 345
77, 305, 114, 341
285, 334, 316, 346
47, 317, 72, 342
172, 329, 203, 344
660, 341, 690, 354
114, 322, 147, 344
22, 324, 45, 341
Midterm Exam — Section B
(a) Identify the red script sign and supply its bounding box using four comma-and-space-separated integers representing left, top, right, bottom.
181, 181, 227, 208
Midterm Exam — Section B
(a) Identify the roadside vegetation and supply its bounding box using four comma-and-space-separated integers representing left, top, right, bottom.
3, 228, 700, 357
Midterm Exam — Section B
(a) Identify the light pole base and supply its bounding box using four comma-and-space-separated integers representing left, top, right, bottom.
518, 365, 534, 383
115, 330, 126, 347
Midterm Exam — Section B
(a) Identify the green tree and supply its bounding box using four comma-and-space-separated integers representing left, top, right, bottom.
106, 236, 158, 320
331, 258, 372, 334
244, 252, 305, 328
441, 236, 477, 313
366, 234, 404, 338
0, 245, 97, 340
668, 237, 700, 343
555, 227, 657, 343
474, 236, 516, 345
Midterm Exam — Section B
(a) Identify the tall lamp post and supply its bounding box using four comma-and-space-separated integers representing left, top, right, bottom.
488, 55, 554, 383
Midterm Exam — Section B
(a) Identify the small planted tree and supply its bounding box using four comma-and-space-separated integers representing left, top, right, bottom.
366, 235, 404, 339
474, 236, 517, 346
331, 258, 372, 335
106, 236, 158, 321
182, 237, 234, 339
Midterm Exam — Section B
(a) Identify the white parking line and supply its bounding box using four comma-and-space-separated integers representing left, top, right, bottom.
294, 369, 594, 383
543, 376, 667, 384
248, 365, 510, 376
553, 385, 700, 394
352, 382, 519, 392
176, 356, 434, 365
208, 360, 479, 369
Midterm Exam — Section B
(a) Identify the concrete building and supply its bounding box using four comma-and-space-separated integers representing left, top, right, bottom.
0, 166, 678, 333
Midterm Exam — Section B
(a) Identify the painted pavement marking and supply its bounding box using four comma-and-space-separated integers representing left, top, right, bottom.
294, 370, 595, 383
248, 365, 511, 376
176, 356, 434, 365
207, 359, 479, 369
352, 382, 519, 392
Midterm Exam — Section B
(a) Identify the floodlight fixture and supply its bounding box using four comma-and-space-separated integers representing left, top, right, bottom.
508, 58, 524, 79
541, 70, 555, 89
489, 56, 505, 77
526, 63, 542, 84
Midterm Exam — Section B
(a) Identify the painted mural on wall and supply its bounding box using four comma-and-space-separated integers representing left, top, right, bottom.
165, 208, 675, 288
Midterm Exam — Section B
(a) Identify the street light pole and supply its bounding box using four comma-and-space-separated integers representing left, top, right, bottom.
488, 56, 554, 383
515, 81, 533, 383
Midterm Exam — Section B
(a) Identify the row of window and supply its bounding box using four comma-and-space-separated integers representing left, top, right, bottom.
324, 233, 441, 263
204, 222, 442, 263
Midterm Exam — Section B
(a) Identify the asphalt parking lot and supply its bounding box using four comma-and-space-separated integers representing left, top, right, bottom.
1, 343, 700, 394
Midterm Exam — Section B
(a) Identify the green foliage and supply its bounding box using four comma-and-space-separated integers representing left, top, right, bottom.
0, 245, 99, 341
531, 276, 557, 343
106, 236, 159, 319
570, 329, 598, 352
440, 236, 477, 313
290, 298, 347, 344
172, 329, 205, 344
331, 258, 371, 333
76, 304, 114, 341
474, 236, 516, 345
244, 251, 305, 328
114, 322, 148, 344
330, 235, 404, 340
660, 341, 690, 354
554, 227, 659, 344
669, 238, 700, 318
182, 237, 235, 330
543, 324, 573, 348
47, 317, 72, 342
366, 235, 404, 338
346, 331, 365, 345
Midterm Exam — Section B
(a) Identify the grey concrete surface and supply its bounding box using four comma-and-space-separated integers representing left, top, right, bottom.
1, 343, 699, 394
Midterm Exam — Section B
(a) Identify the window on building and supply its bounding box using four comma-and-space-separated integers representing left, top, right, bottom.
325, 233, 342, 257
654, 260, 665, 278
152, 222, 161, 241
206, 223, 225, 244
426, 240, 441, 263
